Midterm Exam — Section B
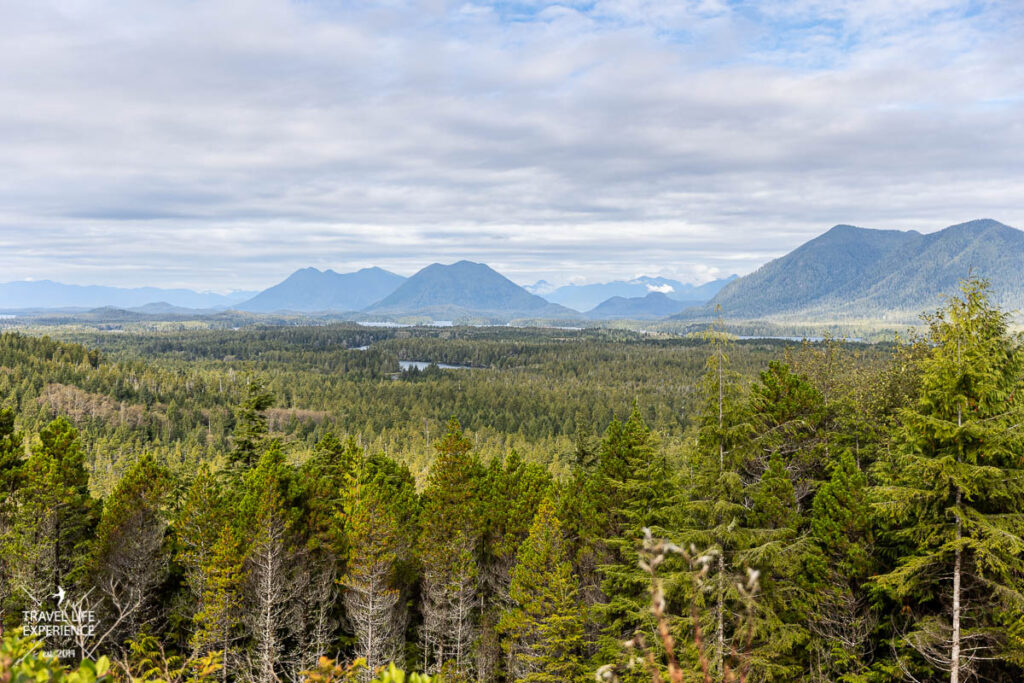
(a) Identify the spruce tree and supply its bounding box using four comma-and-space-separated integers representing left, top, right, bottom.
342, 476, 407, 678
872, 278, 1024, 681
418, 417, 484, 676
498, 498, 586, 683
89, 454, 174, 650
595, 403, 670, 665
228, 378, 274, 471
677, 327, 751, 680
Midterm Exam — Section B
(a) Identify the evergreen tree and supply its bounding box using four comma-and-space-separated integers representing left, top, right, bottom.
228, 378, 274, 471
238, 441, 303, 683
190, 525, 244, 683
498, 498, 586, 683
595, 403, 670, 664
677, 327, 751, 681
342, 476, 408, 679
3, 418, 98, 610
872, 278, 1024, 681
418, 417, 484, 677
89, 454, 174, 651
805, 450, 875, 680
0, 407, 23, 622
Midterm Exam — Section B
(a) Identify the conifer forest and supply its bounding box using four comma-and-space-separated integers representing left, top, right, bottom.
2, 278, 1024, 683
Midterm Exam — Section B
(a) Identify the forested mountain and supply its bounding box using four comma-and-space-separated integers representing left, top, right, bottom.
237, 266, 406, 313
700, 218, 1024, 320
365, 260, 577, 321
586, 291, 699, 319
0, 280, 254, 311
545, 275, 736, 312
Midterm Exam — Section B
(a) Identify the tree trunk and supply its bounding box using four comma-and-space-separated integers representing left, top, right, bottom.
950, 488, 962, 683
716, 553, 724, 681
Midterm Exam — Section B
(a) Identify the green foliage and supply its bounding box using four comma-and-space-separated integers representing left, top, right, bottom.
497, 498, 586, 682
0, 633, 110, 682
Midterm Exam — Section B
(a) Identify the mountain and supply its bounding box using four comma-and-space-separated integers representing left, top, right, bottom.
0, 280, 254, 311
544, 275, 737, 312
365, 261, 577, 320
237, 267, 406, 313
697, 219, 1024, 320
586, 292, 701, 320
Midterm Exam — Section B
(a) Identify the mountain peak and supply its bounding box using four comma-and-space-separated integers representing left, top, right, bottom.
365, 261, 573, 321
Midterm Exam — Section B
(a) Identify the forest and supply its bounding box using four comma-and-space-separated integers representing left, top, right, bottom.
1, 277, 1023, 682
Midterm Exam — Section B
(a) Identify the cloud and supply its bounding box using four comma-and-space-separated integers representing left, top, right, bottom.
0, 0, 1022, 289
646, 284, 676, 294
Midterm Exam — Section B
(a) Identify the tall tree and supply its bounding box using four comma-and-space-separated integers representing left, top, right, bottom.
498, 497, 586, 683
342, 476, 408, 679
678, 326, 751, 681
238, 441, 303, 683
89, 454, 174, 651
873, 278, 1024, 682
418, 417, 484, 677
3, 418, 98, 609
0, 407, 24, 621
228, 378, 274, 471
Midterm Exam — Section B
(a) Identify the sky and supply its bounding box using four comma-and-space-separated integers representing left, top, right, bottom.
1, 0, 1023, 291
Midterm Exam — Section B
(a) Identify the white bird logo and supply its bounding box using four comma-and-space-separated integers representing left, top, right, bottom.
51, 586, 66, 608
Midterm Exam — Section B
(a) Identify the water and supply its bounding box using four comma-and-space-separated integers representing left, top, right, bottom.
399, 360, 473, 371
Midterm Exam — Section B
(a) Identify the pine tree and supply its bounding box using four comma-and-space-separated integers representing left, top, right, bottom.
805, 450, 875, 680
342, 477, 407, 679
872, 278, 1024, 681
418, 417, 484, 677
0, 407, 23, 621
677, 327, 751, 680
190, 525, 245, 683
228, 378, 274, 471
238, 441, 303, 683
299, 433, 361, 667
595, 403, 671, 664
3, 418, 98, 611
89, 454, 174, 651
498, 498, 586, 683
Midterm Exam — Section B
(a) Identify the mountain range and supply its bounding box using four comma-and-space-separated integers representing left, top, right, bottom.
0, 280, 254, 311
585, 292, 700, 320
700, 219, 1024, 321
541, 275, 736, 311
4, 219, 1022, 324
236, 267, 406, 313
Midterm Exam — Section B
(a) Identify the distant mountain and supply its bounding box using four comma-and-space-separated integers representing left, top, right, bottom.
365, 261, 577, 320
0, 280, 254, 311
238, 267, 406, 313
544, 275, 737, 312
586, 292, 701, 320
697, 219, 1024, 320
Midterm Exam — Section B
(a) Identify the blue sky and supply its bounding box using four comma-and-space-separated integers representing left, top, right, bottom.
1, 0, 1022, 291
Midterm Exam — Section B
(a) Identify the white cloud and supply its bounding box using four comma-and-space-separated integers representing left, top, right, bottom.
0, 0, 1021, 288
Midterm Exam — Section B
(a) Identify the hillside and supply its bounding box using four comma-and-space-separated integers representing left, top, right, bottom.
237, 266, 405, 313
696, 219, 1024, 321
365, 261, 577, 320
586, 292, 699, 320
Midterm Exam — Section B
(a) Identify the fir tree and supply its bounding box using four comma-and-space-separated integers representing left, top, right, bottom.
498, 498, 586, 683
872, 278, 1024, 681
89, 454, 174, 651
342, 477, 407, 679
418, 417, 484, 677
228, 378, 274, 471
